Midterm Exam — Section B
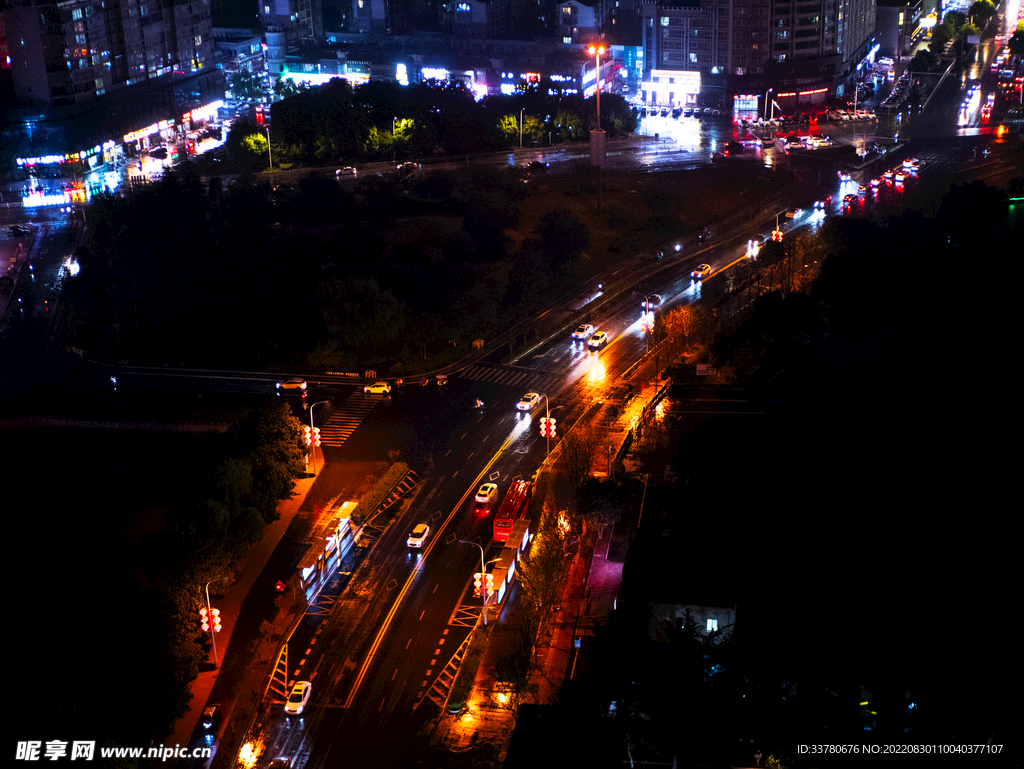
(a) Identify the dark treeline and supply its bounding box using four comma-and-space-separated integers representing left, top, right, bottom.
62, 162, 594, 370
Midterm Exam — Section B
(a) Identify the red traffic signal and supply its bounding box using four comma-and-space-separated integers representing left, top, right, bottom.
771, 230, 783, 242
303, 426, 312, 446
539, 417, 557, 437
313, 427, 321, 447
200, 607, 221, 632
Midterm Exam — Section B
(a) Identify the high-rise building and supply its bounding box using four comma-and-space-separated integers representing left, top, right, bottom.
259, 0, 324, 41
638, 0, 875, 107
3, 0, 214, 107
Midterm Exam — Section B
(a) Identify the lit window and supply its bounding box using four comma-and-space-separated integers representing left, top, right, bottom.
661, 16, 669, 25
707, 618, 718, 632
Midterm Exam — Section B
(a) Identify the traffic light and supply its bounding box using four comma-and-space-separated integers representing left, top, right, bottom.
313, 427, 321, 447
473, 572, 495, 598
200, 607, 221, 633
771, 229, 783, 242
302, 426, 312, 446
539, 417, 557, 438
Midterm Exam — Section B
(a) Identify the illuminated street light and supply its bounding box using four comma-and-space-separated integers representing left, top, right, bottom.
264, 127, 272, 171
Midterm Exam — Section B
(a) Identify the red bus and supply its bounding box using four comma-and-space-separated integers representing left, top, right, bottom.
493, 479, 530, 543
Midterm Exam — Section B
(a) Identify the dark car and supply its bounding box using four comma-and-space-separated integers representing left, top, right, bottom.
202, 704, 220, 730
527, 160, 549, 174
7, 225, 30, 237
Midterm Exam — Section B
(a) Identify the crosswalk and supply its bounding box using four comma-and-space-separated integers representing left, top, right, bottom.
318, 391, 380, 447
455, 364, 561, 391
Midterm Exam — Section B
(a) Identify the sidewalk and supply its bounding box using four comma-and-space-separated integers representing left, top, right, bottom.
167, 471, 318, 751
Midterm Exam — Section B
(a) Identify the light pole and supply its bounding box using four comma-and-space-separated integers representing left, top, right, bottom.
459, 540, 499, 625
308, 400, 330, 474
204, 577, 230, 666
762, 87, 773, 128
588, 45, 605, 131
519, 107, 525, 149
264, 126, 272, 171
392, 116, 398, 160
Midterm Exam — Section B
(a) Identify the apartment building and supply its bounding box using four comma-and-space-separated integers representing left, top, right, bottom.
3, 0, 213, 107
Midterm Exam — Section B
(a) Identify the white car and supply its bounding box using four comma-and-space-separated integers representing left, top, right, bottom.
363, 381, 391, 394
407, 523, 430, 548
335, 166, 356, 176
571, 323, 595, 340
587, 331, 608, 349
516, 392, 542, 411
277, 378, 307, 391
397, 162, 420, 172
284, 681, 312, 715
691, 264, 712, 280
475, 483, 498, 504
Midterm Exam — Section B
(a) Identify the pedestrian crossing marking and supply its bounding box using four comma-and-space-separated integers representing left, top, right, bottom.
455, 364, 559, 389
319, 391, 379, 447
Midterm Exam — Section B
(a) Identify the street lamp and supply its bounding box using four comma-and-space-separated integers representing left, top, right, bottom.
204, 577, 230, 666
264, 127, 272, 171
519, 107, 525, 149
763, 87, 773, 128
392, 116, 398, 160
308, 400, 330, 474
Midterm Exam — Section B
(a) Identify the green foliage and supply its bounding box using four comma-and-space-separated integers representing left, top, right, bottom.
319, 275, 407, 351
226, 119, 267, 169
944, 10, 966, 30
908, 48, 939, 73
930, 22, 954, 53
229, 69, 264, 101
534, 207, 590, 264
237, 400, 305, 516
1010, 28, 1024, 58
273, 77, 313, 99
967, 0, 995, 25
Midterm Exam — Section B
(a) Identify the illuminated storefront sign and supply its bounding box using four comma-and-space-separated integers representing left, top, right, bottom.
643, 69, 701, 105
422, 67, 448, 81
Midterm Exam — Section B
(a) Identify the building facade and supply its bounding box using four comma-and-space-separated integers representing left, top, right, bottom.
3, 0, 214, 108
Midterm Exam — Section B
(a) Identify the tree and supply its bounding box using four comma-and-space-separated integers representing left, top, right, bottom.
534, 208, 590, 265
226, 120, 268, 169
930, 22, 954, 53
318, 275, 408, 351
908, 48, 939, 74
576, 477, 623, 537
273, 77, 313, 100
230, 70, 264, 102
559, 423, 600, 489
967, 0, 995, 27
1009, 26, 1024, 58
237, 401, 305, 518
517, 519, 566, 637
